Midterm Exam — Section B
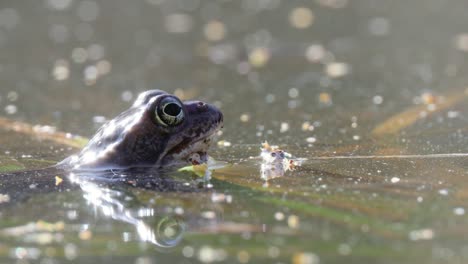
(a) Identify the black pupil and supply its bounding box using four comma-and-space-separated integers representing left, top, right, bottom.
163, 103, 181, 116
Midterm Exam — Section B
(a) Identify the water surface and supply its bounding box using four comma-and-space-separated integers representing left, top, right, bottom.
1, 1, 468, 263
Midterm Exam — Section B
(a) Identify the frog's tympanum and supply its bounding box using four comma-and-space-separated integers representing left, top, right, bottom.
60, 90, 223, 171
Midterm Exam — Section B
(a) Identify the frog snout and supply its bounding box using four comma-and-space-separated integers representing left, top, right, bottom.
185, 100, 223, 125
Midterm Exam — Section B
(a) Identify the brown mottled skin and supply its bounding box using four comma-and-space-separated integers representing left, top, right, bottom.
59, 90, 223, 171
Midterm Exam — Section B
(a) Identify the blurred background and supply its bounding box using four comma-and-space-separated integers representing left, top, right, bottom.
0, 0, 467, 151
2, 1, 468, 263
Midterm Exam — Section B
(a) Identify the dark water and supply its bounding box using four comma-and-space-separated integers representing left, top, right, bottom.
1, 0, 468, 263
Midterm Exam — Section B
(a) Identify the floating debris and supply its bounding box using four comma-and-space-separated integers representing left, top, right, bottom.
55, 176, 63, 186
260, 142, 302, 181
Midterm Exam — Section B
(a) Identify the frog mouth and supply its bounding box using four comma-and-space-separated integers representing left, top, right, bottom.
164, 132, 219, 166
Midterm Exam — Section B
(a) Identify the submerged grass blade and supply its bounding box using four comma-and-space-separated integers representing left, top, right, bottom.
371, 89, 468, 136
0, 117, 88, 149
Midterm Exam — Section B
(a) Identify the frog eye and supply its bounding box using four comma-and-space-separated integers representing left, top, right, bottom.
156, 97, 185, 126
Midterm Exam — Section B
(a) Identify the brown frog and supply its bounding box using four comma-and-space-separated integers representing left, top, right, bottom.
59, 90, 223, 171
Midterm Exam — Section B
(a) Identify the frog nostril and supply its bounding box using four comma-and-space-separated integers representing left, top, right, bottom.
196, 102, 208, 111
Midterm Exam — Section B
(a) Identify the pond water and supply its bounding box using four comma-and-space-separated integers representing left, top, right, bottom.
1, 0, 468, 263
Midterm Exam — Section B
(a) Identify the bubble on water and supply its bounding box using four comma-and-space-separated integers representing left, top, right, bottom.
7, 91, 18, 102
352, 135, 360, 141
96, 60, 111, 75
64, 243, 78, 260
454, 207, 465, 216
5, 104, 17, 114
289, 7, 314, 29
447, 111, 459, 119
121, 91, 133, 102
280, 122, 289, 133
77, 1, 99, 22
438, 189, 449, 196
52, 59, 70, 81
198, 246, 227, 263
164, 13, 193, 33
409, 229, 434, 241
204, 20, 226, 42
274, 212, 285, 221
288, 88, 299, 98
372, 95, 383, 105
78, 230, 92, 240
390, 177, 400, 183
47, 0, 73, 10
12, 247, 41, 260
71, 47, 88, 63
240, 113, 251, 123
293, 252, 320, 264
306, 44, 325, 63
455, 33, 468, 52
306, 137, 317, 143
318, 92, 332, 105
49, 24, 69, 43
217, 140, 232, 147
182, 246, 195, 258
325, 62, 350, 78
288, 215, 300, 229
368, 17, 390, 36
248, 47, 270, 68
302, 122, 315, 131
84, 65, 98, 85
265, 93, 275, 103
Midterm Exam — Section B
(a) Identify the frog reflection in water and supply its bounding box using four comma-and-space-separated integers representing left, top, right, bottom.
59, 90, 223, 171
